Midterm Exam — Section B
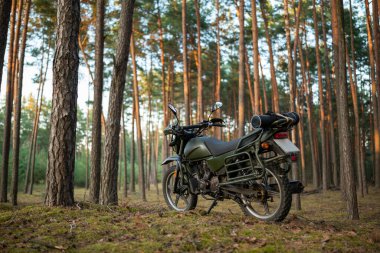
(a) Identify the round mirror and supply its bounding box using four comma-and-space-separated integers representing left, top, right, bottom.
212, 102, 223, 112
168, 103, 177, 115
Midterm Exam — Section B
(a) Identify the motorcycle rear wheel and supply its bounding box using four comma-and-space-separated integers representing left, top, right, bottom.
239, 168, 292, 222
163, 165, 198, 211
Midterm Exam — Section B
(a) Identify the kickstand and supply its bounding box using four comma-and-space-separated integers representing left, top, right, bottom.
206, 199, 218, 215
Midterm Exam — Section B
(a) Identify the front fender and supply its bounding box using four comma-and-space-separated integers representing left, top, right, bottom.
161, 155, 180, 165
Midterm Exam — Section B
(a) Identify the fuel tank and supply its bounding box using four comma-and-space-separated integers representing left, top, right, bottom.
184, 137, 213, 160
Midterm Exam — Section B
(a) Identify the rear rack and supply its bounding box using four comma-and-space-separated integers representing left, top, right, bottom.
220, 152, 264, 185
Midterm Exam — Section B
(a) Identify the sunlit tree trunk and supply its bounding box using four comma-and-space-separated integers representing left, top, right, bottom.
182, 0, 190, 125
214, 0, 222, 139
194, 0, 203, 122
238, 0, 245, 137
89, 0, 105, 204
157, 0, 169, 170
372, 0, 380, 188
131, 34, 146, 201
45, 0, 80, 207
251, 0, 260, 115
122, 107, 128, 198
321, 0, 338, 187
130, 102, 135, 192
283, 0, 300, 210
258, 0, 278, 112
258, 56, 268, 113
331, 0, 359, 219
244, 48, 254, 112
0, 0, 12, 91
100, 0, 135, 205
312, 0, 328, 191
0, 0, 16, 203
365, 0, 379, 188
11, 0, 31, 205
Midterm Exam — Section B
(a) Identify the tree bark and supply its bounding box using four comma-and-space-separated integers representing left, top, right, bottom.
259, 56, 268, 113
130, 102, 135, 192
364, 0, 379, 189
321, 0, 338, 187
89, 0, 105, 203
214, 0, 222, 139
258, 0, 279, 112
0, 0, 12, 91
122, 107, 128, 198
238, 0, 245, 137
131, 34, 146, 201
312, 0, 328, 191
251, 0, 260, 115
45, 0, 80, 206
11, 0, 31, 205
0, 0, 16, 203
331, 0, 359, 219
283, 0, 300, 210
182, 0, 190, 125
100, 0, 135, 205
372, 0, 380, 188
194, 0, 203, 122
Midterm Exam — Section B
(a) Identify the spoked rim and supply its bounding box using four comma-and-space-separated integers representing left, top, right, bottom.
165, 170, 193, 211
241, 169, 282, 220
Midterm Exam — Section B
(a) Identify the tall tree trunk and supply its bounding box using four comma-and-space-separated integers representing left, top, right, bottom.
214, 0, 222, 139
11, 0, 31, 205
372, 0, 380, 188
331, 0, 359, 219
29, 41, 51, 195
348, 0, 363, 196
182, 0, 190, 125
122, 107, 128, 198
45, 0, 80, 206
284, 0, 300, 210
258, 0, 279, 112
194, 0, 203, 122
244, 48, 254, 112
24, 38, 45, 193
85, 86, 90, 190
130, 102, 135, 192
89, 0, 105, 203
259, 56, 268, 113
157, 0, 169, 171
321, 0, 338, 187
238, 0, 245, 137
154, 125, 160, 195
346, 42, 362, 197
251, 0, 260, 115
0, 0, 17, 203
131, 34, 146, 201
312, 0, 328, 191
100, 0, 135, 206
365, 0, 379, 188
301, 33, 319, 189
0, 0, 12, 91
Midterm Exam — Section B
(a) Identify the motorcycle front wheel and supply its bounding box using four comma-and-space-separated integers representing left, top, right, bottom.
239, 168, 292, 222
163, 165, 198, 211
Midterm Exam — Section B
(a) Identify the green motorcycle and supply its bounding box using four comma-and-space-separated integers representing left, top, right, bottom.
162, 102, 303, 222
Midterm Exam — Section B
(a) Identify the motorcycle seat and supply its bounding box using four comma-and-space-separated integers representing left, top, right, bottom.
203, 129, 262, 156
204, 138, 240, 156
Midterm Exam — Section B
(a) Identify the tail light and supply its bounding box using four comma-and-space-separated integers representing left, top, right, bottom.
274, 132, 288, 139
291, 154, 297, 161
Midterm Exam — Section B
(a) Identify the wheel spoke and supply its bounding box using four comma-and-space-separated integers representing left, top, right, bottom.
267, 190, 280, 197
263, 202, 270, 215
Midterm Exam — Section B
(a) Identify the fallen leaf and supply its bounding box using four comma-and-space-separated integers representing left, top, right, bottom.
54, 245, 68, 250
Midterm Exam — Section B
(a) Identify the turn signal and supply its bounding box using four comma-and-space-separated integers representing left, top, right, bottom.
261, 142, 270, 150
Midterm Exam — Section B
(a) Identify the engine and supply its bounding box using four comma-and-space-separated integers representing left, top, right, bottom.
189, 161, 219, 193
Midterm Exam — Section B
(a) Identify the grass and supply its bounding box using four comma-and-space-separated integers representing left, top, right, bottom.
0, 185, 379, 252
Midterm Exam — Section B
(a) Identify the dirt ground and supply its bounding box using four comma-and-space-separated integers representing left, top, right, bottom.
0, 185, 379, 252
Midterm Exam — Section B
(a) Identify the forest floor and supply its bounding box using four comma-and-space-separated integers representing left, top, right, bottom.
0, 186, 379, 253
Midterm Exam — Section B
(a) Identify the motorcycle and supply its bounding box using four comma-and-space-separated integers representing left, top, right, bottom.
162, 102, 304, 222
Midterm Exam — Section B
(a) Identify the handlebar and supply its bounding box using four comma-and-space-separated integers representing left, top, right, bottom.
251, 112, 300, 129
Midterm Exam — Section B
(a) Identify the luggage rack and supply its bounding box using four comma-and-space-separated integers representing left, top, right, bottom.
220, 151, 263, 185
